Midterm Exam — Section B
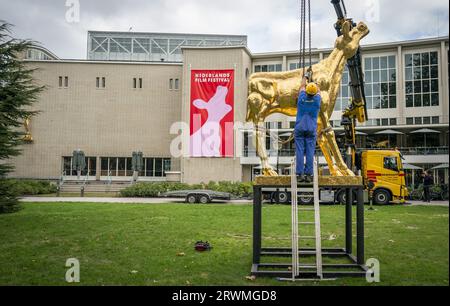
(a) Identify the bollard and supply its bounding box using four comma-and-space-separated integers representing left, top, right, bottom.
81, 186, 85, 198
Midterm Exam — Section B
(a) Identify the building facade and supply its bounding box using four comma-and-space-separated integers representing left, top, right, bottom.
9, 32, 449, 186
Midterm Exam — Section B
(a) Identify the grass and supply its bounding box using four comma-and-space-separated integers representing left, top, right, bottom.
0, 202, 448, 286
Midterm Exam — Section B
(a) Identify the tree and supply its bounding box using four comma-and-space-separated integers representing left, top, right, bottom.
0, 21, 44, 213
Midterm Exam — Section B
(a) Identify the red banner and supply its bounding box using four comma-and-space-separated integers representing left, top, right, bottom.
190, 70, 234, 157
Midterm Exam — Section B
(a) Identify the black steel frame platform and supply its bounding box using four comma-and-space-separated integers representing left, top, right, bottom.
252, 183, 368, 279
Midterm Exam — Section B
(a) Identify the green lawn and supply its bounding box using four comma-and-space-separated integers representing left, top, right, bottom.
0, 202, 448, 286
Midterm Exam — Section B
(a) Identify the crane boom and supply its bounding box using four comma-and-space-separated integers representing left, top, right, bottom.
330, 0, 368, 170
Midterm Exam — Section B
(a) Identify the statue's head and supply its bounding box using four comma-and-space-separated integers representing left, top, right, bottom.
335, 20, 370, 59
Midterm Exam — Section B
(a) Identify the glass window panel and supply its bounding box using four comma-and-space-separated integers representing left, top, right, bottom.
89, 158, 97, 176
389, 83, 396, 95
414, 94, 422, 107
63, 157, 72, 176
380, 69, 388, 82
342, 73, 349, 84
413, 53, 421, 66
413, 67, 421, 80
406, 95, 413, 107
422, 80, 430, 93
405, 54, 413, 67
431, 93, 439, 106
431, 79, 439, 92
261, 65, 268, 72
373, 70, 380, 82
432, 116, 439, 124
365, 71, 372, 83
146, 158, 154, 177
101, 158, 108, 176
389, 69, 396, 81
255, 66, 261, 73
381, 83, 388, 95
430, 52, 438, 65
109, 158, 117, 176
405, 81, 413, 94
380, 57, 388, 69
364, 57, 372, 70
374, 96, 381, 109
275, 64, 282, 71
381, 96, 389, 109
373, 57, 380, 69
389, 96, 397, 108
388, 56, 396, 68
118, 158, 126, 177
422, 53, 429, 66
430, 65, 438, 78
423, 94, 431, 107
365, 84, 372, 96
423, 117, 431, 124
406, 117, 414, 125
373, 83, 380, 96
405, 68, 412, 81
390, 118, 397, 126
366, 96, 373, 110
382, 118, 389, 126
155, 159, 163, 177
342, 85, 348, 97
126, 158, 132, 176
422, 66, 430, 79
268, 65, 275, 72
415, 117, 422, 125
414, 81, 421, 93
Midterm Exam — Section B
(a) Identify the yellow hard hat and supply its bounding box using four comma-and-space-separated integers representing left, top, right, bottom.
306, 82, 318, 96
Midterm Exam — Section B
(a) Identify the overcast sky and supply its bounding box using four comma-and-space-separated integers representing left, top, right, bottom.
1, 0, 448, 59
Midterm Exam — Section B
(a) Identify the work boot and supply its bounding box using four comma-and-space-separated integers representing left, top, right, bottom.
305, 175, 313, 184
297, 175, 305, 183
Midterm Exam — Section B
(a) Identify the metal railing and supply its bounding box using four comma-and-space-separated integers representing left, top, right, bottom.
243, 146, 449, 158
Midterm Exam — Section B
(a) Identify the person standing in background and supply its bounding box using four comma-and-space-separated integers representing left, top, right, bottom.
423, 171, 433, 203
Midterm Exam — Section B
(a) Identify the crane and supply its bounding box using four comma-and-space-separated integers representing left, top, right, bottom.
331, 0, 369, 171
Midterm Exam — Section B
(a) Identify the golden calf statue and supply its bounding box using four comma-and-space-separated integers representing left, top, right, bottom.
246, 21, 369, 177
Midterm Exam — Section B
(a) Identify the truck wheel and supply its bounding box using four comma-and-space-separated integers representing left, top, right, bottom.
373, 189, 391, 205
199, 195, 210, 204
187, 195, 198, 204
336, 190, 358, 205
298, 194, 314, 205
277, 192, 289, 204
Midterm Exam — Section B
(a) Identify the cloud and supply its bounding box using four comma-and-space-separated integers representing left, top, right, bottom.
1, 0, 448, 59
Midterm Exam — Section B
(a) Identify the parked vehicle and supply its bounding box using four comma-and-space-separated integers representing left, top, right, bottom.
264, 150, 408, 206
162, 190, 231, 204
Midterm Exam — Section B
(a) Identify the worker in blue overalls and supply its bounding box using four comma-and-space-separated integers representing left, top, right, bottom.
295, 71, 321, 183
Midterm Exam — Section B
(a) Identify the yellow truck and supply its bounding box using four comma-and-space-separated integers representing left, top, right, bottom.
360, 150, 408, 205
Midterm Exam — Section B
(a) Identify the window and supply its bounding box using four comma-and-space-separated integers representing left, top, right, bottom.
432, 116, 440, 124
382, 118, 389, 126
96, 77, 106, 88
63, 157, 96, 176
364, 55, 397, 110
169, 79, 174, 90
133, 78, 143, 89
100, 157, 134, 177
289, 61, 318, 70
406, 117, 414, 125
175, 78, 180, 90
423, 117, 431, 125
59, 76, 68, 88
390, 118, 397, 126
254, 64, 282, 73
384, 156, 398, 172
415, 117, 422, 125
405, 51, 439, 107
143, 158, 171, 177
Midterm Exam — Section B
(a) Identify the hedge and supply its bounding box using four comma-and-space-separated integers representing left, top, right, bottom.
120, 181, 253, 198
7, 179, 58, 196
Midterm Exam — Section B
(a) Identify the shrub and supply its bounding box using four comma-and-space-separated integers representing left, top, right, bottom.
120, 181, 254, 198
8, 180, 58, 196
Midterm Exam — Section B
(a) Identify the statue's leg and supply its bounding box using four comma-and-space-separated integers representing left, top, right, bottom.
320, 119, 355, 176
254, 121, 278, 176
248, 92, 277, 177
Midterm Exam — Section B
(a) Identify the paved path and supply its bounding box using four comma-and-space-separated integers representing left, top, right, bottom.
20, 197, 253, 205
408, 200, 449, 207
